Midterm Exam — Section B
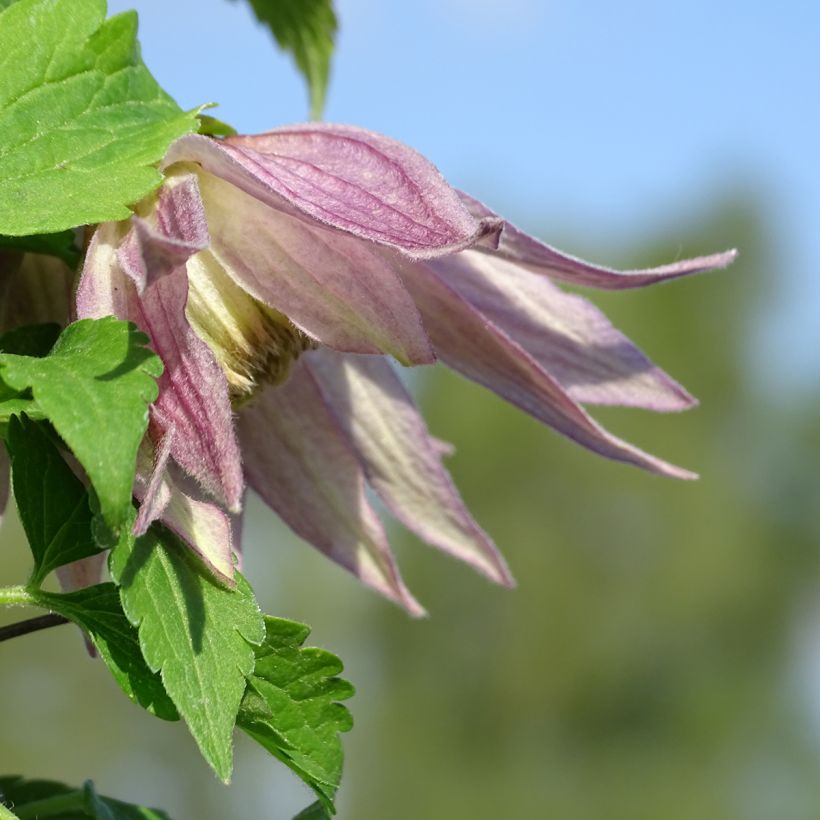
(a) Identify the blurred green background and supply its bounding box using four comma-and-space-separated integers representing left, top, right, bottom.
4, 1, 820, 819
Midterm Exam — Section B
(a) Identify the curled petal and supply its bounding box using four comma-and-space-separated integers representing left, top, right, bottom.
459, 192, 737, 289
165, 127, 500, 257
196, 168, 434, 365
238, 363, 425, 616
432, 251, 694, 411
402, 262, 696, 479
120, 173, 209, 292
306, 349, 514, 586
77, 205, 244, 512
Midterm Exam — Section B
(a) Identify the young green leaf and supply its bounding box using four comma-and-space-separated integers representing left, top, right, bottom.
32, 584, 178, 721
110, 527, 264, 783
0, 318, 162, 533
0, 0, 199, 236
230, 0, 337, 119
237, 616, 354, 814
5, 415, 100, 587
0, 776, 173, 820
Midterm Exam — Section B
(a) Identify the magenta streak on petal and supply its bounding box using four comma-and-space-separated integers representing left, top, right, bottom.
432, 252, 695, 412
306, 349, 515, 587
459, 192, 738, 290
198, 169, 434, 365
402, 262, 697, 480
164, 129, 500, 257
238, 363, 425, 616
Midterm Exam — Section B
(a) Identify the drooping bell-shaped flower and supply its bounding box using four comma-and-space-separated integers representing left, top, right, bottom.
77, 123, 736, 613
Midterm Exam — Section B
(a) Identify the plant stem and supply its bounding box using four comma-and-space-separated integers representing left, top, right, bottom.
0, 585, 35, 608
0, 613, 69, 643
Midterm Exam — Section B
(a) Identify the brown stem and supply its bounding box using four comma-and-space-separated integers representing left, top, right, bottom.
0, 613, 69, 643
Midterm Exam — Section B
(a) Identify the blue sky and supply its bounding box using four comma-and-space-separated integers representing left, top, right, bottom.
110, 0, 820, 393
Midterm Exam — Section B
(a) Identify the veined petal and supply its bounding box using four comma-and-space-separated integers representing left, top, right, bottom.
77, 214, 244, 512
196, 167, 434, 365
431, 251, 694, 411
133, 436, 235, 584
459, 192, 737, 289
305, 349, 514, 586
237, 363, 425, 616
165, 128, 500, 257
402, 262, 697, 479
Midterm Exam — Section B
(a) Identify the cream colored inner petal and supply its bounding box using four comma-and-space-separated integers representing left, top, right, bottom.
185, 249, 315, 404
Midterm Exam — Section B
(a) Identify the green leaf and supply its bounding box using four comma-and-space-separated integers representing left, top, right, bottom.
5, 415, 100, 586
32, 583, 178, 721
197, 114, 238, 138
292, 802, 332, 820
0, 0, 199, 236
0, 318, 162, 533
237, 616, 354, 814
110, 526, 264, 782
0, 777, 173, 819
0, 324, 60, 358
0, 232, 80, 267
232, 0, 337, 119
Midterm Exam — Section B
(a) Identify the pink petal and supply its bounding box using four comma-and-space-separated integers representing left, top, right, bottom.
237, 363, 425, 616
165, 128, 501, 257
459, 192, 737, 289
431, 251, 694, 411
77, 199, 244, 512
133, 436, 236, 584
191, 167, 434, 366
402, 262, 697, 480
306, 349, 514, 586
119, 174, 209, 293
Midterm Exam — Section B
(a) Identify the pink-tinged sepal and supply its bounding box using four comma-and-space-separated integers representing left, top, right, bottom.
119, 173, 209, 293
77, 195, 244, 513
166, 126, 501, 257
402, 262, 697, 479
238, 362, 425, 616
459, 192, 737, 289
432, 252, 695, 411
306, 349, 514, 586
134, 436, 236, 585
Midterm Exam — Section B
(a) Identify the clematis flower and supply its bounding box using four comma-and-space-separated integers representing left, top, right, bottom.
76, 124, 736, 615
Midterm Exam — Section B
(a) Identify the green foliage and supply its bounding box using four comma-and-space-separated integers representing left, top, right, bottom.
32, 584, 178, 721
0, 232, 79, 267
197, 114, 238, 138
231, 0, 337, 119
291, 802, 331, 820
110, 527, 264, 783
0, 776, 172, 819
0, 0, 198, 236
5, 415, 99, 587
238, 616, 354, 814
0, 318, 162, 534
